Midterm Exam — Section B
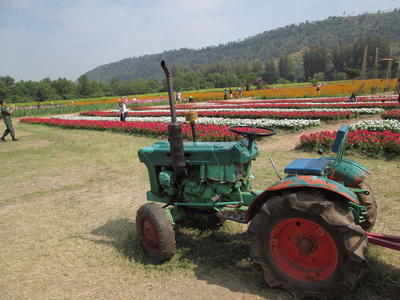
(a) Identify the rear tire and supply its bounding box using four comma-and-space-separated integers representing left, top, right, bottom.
248, 190, 367, 300
136, 203, 175, 262
356, 181, 377, 231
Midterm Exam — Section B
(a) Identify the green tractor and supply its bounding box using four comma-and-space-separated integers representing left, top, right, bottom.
136, 61, 376, 299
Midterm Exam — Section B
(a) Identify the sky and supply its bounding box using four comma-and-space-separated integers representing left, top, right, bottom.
0, 0, 398, 82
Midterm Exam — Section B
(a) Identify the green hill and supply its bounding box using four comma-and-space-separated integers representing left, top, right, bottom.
85, 10, 400, 83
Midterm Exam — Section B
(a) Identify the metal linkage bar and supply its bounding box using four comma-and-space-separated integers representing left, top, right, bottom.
366, 232, 400, 251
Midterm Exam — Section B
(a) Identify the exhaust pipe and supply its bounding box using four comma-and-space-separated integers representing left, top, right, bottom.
161, 60, 187, 177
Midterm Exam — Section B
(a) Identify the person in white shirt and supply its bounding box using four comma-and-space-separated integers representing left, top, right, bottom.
118, 100, 128, 121
176, 91, 181, 103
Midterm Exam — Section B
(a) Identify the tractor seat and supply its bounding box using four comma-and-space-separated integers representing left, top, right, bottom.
284, 158, 330, 175
284, 125, 350, 176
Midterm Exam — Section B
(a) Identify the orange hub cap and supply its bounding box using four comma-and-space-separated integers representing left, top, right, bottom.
270, 218, 338, 282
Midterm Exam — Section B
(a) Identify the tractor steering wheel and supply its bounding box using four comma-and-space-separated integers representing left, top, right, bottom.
228, 125, 276, 140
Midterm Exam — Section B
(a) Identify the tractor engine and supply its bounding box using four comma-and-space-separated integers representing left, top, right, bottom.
138, 138, 259, 213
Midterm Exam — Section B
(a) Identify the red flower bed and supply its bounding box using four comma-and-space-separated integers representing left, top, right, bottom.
19, 118, 241, 142
381, 110, 400, 121
134, 98, 400, 111
81, 110, 354, 121
299, 129, 400, 158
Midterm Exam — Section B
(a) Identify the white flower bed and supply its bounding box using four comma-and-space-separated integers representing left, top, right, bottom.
54, 115, 320, 130
349, 120, 400, 133
118, 108, 384, 115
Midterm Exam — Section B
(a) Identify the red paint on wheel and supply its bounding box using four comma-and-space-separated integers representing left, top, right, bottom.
140, 217, 159, 254
270, 218, 338, 282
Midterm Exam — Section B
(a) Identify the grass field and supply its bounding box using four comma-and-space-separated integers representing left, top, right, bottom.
1, 119, 399, 299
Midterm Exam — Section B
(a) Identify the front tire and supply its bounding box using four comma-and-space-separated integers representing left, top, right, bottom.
248, 191, 367, 299
136, 203, 175, 262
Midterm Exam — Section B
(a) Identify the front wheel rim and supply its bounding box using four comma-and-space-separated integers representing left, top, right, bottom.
140, 217, 159, 254
270, 217, 338, 282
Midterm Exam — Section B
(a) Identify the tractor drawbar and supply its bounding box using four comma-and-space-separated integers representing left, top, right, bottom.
161, 60, 187, 177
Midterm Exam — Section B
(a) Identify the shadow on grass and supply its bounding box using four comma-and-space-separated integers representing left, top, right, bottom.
90, 218, 400, 300
89, 218, 288, 298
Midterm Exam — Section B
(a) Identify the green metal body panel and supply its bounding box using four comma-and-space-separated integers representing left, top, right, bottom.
138, 139, 258, 195
326, 157, 370, 187
246, 175, 366, 224
264, 175, 359, 203
138, 139, 259, 224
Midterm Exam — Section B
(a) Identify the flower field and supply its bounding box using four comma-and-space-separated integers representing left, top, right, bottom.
19, 95, 400, 157
299, 128, 400, 158
298, 102, 400, 158
133, 96, 399, 110
51, 115, 321, 130
381, 110, 400, 121
81, 109, 367, 121
299, 117, 400, 158
19, 117, 242, 142
143, 79, 397, 102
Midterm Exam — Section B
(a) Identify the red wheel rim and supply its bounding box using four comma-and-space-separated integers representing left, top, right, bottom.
140, 217, 159, 254
270, 218, 338, 282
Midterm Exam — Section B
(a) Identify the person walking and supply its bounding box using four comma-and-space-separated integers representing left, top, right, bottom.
176, 91, 181, 103
229, 88, 233, 98
118, 99, 128, 121
1, 100, 18, 141
239, 87, 244, 98
224, 89, 227, 100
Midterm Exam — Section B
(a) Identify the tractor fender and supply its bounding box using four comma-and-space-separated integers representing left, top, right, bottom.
246, 175, 359, 222
326, 157, 371, 187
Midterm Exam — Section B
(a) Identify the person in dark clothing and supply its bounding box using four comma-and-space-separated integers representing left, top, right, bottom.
349, 93, 357, 102
1, 100, 18, 141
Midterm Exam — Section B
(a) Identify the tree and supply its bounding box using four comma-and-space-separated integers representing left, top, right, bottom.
278, 52, 292, 80
0, 76, 15, 99
345, 68, 361, 83
77, 75, 92, 96
252, 59, 263, 73
36, 78, 58, 101
331, 42, 352, 73
146, 78, 160, 93
183, 71, 200, 90
224, 72, 238, 87
51, 78, 75, 99
239, 73, 257, 91
110, 78, 122, 95
302, 43, 331, 80
132, 78, 147, 94
258, 70, 279, 85
262, 56, 279, 84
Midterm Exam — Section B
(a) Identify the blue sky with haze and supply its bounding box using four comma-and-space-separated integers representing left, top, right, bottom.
0, 0, 398, 82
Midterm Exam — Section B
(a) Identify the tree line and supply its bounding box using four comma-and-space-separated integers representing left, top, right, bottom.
1, 35, 398, 103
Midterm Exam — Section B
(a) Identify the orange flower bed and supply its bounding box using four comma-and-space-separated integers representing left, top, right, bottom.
179, 79, 398, 101
63, 79, 398, 106
250, 79, 398, 99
